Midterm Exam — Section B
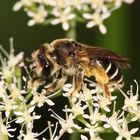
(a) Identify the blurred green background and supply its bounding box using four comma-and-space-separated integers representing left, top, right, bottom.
0, 0, 140, 140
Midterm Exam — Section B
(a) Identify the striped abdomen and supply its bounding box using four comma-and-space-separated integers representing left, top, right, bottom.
96, 59, 124, 92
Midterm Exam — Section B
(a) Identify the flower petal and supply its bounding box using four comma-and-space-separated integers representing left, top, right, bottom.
99, 24, 107, 34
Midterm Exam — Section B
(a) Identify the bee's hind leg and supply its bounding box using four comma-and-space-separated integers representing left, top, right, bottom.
91, 63, 110, 98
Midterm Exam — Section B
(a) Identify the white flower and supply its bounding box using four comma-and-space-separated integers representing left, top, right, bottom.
0, 44, 24, 79
83, 11, 110, 34
84, 107, 106, 125
0, 113, 16, 138
116, 119, 138, 140
51, 7, 75, 30
59, 113, 81, 133
104, 112, 122, 133
81, 135, 88, 140
34, 0, 56, 6
104, 102, 124, 133
119, 80, 140, 113
81, 134, 103, 140
97, 95, 111, 112
115, 0, 135, 9
130, 105, 140, 121
123, 94, 140, 113
10, 83, 25, 101
81, 84, 93, 101
18, 122, 49, 140
0, 97, 17, 118
1, 66, 13, 79
30, 90, 54, 107
14, 106, 41, 128
13, 0, 34, 11
65, 102, 87, 117
27, 5, 48, 26
68, 0, 88, 10
84, 123, 101, 139
21, 131, 38, 140
8, 49, 24, 68
49, 109, 81, 134
89, 0, 108, 13
13, 0, 135, 33
0, 81, 7, 98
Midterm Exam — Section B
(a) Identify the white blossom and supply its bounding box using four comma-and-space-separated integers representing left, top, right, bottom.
116, 118, 138, 140
13, 0, 135, 33
97, 95, 111, 112
0, 97, 18, 118
50, 109, 81, 134
83, 107, 106, 125
0, 113, 16, 138
30, 90, 54, 107
120, 80, 140, 121
83, 11, 110, 34
18, 120, 49, 140
64, 102, 87, 117
1, 42, 140, 140
34, 0, 56, 6
0, 43, 24, 79
0, 80, 7, 98
27, 5, 48, 26
13, 0, 34, 11
103, 102, 124, 133
84, 123, 101, 139
81, 135, 88, 140
51, 7, 75, 30
115, 0, 135, 9
14, 106, 41, 128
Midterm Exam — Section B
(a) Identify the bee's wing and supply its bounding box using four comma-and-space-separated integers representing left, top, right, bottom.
78, 45, 130, 69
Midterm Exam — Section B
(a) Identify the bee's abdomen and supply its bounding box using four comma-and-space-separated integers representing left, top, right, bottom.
97, 59, 124, 91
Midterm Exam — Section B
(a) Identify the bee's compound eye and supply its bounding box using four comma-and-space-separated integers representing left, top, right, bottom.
38, 55, 51, 78
42, 63, 51, 77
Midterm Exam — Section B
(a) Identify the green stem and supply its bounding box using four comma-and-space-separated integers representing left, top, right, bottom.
25, 91, 33, 101
65, 19, 79, 140
87, 99, 94, 117
3, 135, 9, 140
70, 132, 79, 140
65, 19, 77, 40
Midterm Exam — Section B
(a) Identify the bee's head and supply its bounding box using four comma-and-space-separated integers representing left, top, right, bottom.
31, 44, 59, 79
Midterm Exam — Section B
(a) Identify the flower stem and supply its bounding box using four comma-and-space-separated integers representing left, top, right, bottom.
65, 19, 79, 140
3, 135, 9, 140
65, 19, 77, 40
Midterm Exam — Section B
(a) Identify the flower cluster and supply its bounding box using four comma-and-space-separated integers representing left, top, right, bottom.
13, 0, 134, 34
50, 79, 140, 140
0, 41, 140, 139
0, 40, 55, 140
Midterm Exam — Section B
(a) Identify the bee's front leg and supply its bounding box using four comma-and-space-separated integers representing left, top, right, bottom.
42, 75, 67, 95
27, 76, 46, 91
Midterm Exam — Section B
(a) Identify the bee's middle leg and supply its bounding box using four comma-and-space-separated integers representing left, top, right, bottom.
71, 68, 84, 97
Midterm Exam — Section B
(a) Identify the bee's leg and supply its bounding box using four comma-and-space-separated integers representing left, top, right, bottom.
27, 77, 45, 90
92, 64, 110, 97
71, 68, 84, 97
103, 83, 110, 97
42, 75, 67, 95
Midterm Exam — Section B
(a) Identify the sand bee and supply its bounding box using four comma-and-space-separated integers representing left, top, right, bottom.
29, 39, 130, 97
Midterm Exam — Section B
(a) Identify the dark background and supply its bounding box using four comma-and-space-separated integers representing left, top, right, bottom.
0, 0, 140, 140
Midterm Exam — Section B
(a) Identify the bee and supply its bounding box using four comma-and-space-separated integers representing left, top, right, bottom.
29, 38, 130, 97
